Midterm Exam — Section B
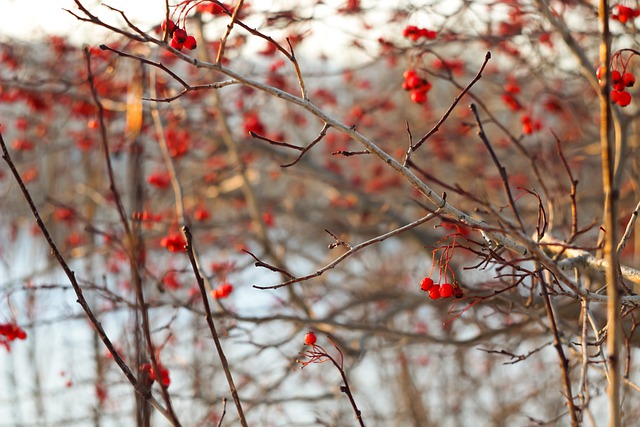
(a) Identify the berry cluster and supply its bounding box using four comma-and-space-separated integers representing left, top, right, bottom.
140, 362, 171, 388
160, 233, 187, 252
402, 69, 432, 104
597, 66, 635, 107
402, 25, 437, 41
162, 20, 197, 51
612, 5, 640, 24
420, 277, 463, 300
0, 322, 27, 351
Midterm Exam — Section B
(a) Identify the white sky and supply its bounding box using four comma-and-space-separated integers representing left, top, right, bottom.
0, 0, 169, 42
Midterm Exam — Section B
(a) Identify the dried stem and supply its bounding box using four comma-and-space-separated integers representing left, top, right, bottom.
539, 268, 580, 427
183, 226, 248, 427
407, 51, 491, 157
254, 212, 438, 289
470, 103, 525, 231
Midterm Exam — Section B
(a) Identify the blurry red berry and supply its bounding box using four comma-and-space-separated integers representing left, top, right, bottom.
213, 282, 233, 299
410, 90, 427, 104
304, 331, 317, 345
428, 285, 441, 300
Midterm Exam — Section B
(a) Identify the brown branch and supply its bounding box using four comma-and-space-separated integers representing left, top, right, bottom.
405, 51, 491, 160
538, 268, 580, 427
216, 0, 245, 64
66, 1, 146, 42
85, 49, 182, 425
253, 212, 438, 289
250, 124, 332, 167
183, 226, 248, 427
332, 150, 370, 157
470, 103, 525, 231
552, 130, 580, 241
0, 131, 177, 423
242, 249, 295, 279
100, 44, 238, 102
281, 123, 330, 167
617, 200, 640, 255
83, 48, 131, 237
599, 0, 622, 423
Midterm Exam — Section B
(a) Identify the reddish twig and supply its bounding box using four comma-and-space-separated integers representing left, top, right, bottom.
299, 337, 366, 427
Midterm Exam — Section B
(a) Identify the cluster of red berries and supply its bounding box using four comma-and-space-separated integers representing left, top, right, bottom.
212, 282, 233, 299
596, 66, 635, 107
402, 25, 437, 42
521, 114, 541, 135
402, 69, 432, 104
162, 20, 197, 51
160, 233, 187, 252
420, 277, 463, 300
612, 5, 640, 24
304, 331, 317, 346
0, 323, 27, 351
140, 362, 171, 387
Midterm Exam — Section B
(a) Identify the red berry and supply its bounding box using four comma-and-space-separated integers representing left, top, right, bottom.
184, 35, 198, 50
420, 277, 434, 292
304, 331, 317, 345
613, 81, 627, 92
428, 285, 441, 300
616, 90, 632, 107
410, 89, 427, 104
170, 38, 184, 51
596, 65, 606, 81
611, 90, 621, 104
213, 282, 233, 299
623, 72, 636, 87
406, 75, 422, 89
440, 283, 454, 298
161, 19, 176, 35
611, 70, 622, 84
173, 28, 188, 44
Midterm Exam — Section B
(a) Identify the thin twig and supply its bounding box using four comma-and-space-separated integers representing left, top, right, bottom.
183, 226, 248, 427
470, 103, 525, 231
617, 200, 640, 255
405, 51, 491, 159
552, 130, 580, 240
253, 212, 438, 289
250, 123, 331, 167
538, 268, 580, 427
215, 0, 245, 64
